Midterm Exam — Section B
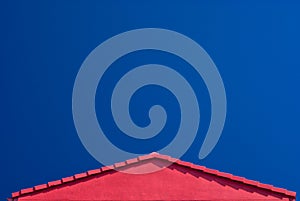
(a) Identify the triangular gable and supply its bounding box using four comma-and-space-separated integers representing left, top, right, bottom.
10, 153, 296, 201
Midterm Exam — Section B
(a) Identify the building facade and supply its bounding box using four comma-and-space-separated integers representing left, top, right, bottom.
9, 153, 296, 201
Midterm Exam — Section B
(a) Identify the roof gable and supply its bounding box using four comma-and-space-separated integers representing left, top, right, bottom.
10, 153, 296, 201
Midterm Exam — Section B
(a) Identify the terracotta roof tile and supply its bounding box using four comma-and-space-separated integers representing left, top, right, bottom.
61, 176, 74, 183
175, 160, 194, 168
74, 172, 87, 179
34, 184, 48, 191
202, 168, 220, 175
48, 180, 62, 187
167, 157, 178, 163
113, 161, 126, 168
287, 190, 297, 197
20, 187, 33, 194
11, 192, 20, 197
87, 169, 101, 175
126, 158, 139, 164
231, 175, 246, 182
101, 165, 113, 172
138, 154, 153, 160
243, 179, 259, 186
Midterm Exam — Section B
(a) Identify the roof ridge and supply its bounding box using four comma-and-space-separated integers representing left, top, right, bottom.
10, 152, 296, 199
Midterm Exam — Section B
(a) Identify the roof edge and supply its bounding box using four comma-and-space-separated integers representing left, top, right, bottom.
10, 152, 296, 199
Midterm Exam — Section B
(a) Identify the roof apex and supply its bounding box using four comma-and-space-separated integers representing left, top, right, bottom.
10, 152, 296, 199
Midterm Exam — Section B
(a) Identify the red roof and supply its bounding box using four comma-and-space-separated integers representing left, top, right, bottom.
10, 152, 296, 201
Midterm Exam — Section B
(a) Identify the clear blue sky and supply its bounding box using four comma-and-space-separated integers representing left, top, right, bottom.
1, 1, 299, 200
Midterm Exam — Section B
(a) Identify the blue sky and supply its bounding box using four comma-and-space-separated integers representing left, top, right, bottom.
1, 1, 299, 200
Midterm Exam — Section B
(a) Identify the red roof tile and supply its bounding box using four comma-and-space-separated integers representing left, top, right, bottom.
87, 168, 101, 176
33, 184, 47, 191
19, 188, 33, 195
74, 172, 87, 179
47, 180, 62, 187
61, 176, 74, 183
125, 158, 139, 164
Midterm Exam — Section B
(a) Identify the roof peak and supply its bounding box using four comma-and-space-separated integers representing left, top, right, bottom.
10, 152, 296, 199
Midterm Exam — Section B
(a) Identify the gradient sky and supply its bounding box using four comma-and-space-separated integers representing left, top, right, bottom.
1, 1, 299, 200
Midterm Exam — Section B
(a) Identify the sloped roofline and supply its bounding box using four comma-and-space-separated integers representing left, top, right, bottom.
10, 152, 296, 199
